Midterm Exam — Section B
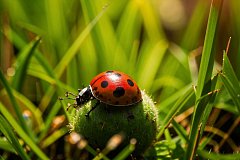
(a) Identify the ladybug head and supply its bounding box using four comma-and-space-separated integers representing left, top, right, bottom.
76, 86, 92, 106
61, 86, 93, 111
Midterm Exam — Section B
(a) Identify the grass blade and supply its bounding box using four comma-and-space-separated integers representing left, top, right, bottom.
41, 127, 68, 148
11, 37, 41, 91
38, 102, 62, 140
0, 115, 30, 160
54, 3, 107, 77
112, 139, 136, 160
116, 0, 141, 55
196, 0, 222, 98
157, 86, 194, 140
198, 74, 219, 135
198, 150, 240, 160
0, 70, 35, 140
0, 138, 16, 153
220, 52, 240, 114
0, 103, 49, 160
186, 0, 223, 159
181, 1, 209, 50
37, 4, 107, 115
137, 41, 168, 91
12, 89, 43, 131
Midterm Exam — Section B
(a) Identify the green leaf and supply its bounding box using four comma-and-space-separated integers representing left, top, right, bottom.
80, 0, 127, 71
0, 115, 30, 160
0, 137, 16, 153
198, 150, 240, 160
186, 0, 223, 159
157, 85, 194, 140
38, 102, 63, 141
0, 103, 49, 160
54, 1, 108, 76
37, 4, 107, 116
41, 127, 68, 148
11, 37, 41, 91
196, 0, 222, 99
185, 78, 219, 160
112, 140, 136, 160
220, 52, 240, 114
12, 90, 43, 131
181, 1, 208, 50
116, 0, 141, 55
137, 41, 168, 91
0, 70, 35, 140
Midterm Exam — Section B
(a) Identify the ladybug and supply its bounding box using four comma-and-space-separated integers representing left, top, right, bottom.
65, 70, 142, 117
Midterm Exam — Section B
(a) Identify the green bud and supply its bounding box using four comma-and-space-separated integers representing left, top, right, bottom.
70, 90, 159, 156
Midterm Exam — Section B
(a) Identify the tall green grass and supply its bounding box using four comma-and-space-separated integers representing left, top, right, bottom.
0, 0, 239, 159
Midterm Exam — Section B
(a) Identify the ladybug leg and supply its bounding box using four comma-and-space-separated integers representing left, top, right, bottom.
85, 101, 100, 117
66, 102, 77, 111
58, 97, 75, 111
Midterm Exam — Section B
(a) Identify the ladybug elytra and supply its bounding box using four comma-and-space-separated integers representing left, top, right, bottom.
65, 70, 142, 117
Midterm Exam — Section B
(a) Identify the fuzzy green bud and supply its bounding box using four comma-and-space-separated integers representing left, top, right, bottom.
70, 91, 159, 156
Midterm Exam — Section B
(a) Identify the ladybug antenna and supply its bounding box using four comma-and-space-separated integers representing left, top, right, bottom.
58, 92, 77, 101
65, 91, 77, 97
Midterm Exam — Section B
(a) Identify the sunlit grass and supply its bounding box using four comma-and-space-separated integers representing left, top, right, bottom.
0, 0, 240, 159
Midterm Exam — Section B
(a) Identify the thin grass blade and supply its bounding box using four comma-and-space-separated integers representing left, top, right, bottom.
37, 5, 107, 115
0, 103, 49, 160
198, 150, 240, 160
0, 70, 35, 140
220, 52, 240, 114
157, 86, 194, 140
0, 138, 16, 153
186, 0, 223, 159
54, 3, 107, 77
11, 37, 41, 91
41, 127, 68, 148
116, 0, 141, 55
196, 0, 222, 98
181, 1, 209, 50
112, 140, 136, 160
0, 115, 30, 160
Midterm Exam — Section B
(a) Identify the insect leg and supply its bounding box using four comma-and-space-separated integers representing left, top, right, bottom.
85, 101, 100, 117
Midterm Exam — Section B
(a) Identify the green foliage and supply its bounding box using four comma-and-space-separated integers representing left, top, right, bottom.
220, 52, 240, 114
0, 0, 240, 159
0, 115, 30, 160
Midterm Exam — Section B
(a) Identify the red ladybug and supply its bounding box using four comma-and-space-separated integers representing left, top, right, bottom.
65, 70, 142, 117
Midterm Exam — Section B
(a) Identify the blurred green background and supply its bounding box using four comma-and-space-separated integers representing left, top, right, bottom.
0, 0, 240, 159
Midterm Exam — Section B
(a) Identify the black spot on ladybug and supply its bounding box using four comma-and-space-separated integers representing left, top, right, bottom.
106, 70, 114, 73
101, 81, 108, 88
114, 73, 122, 77
127, 79, 134, 87
113, 87, 125, 97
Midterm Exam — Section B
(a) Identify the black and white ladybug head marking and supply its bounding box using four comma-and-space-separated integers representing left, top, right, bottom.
75, 86, 93, 106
